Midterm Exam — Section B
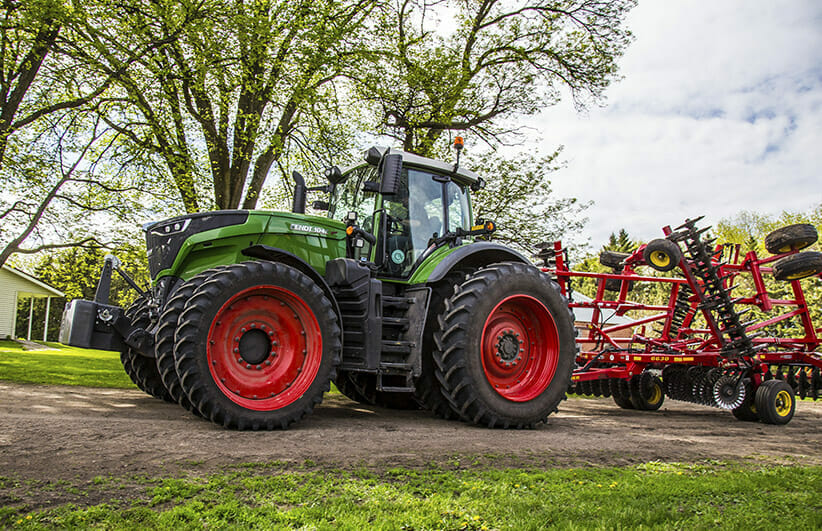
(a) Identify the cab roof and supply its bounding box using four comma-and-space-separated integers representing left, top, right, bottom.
363, 146, 481, 185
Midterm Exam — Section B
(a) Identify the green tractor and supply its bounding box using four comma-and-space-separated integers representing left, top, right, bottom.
60, 146, 576, 429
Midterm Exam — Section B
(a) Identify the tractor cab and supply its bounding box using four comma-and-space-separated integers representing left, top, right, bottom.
327, 147, 477, 279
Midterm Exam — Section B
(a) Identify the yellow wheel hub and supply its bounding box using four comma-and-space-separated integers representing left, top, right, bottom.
774, 390, 793, 417
648, 384, 662, 406
650, 251, 671, 268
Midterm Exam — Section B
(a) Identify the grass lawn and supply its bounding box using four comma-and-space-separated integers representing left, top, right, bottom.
1, 462, 820, 529
0, 340, 135, 389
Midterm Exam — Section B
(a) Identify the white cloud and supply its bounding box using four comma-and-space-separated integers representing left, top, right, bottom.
528, 0, 822, 248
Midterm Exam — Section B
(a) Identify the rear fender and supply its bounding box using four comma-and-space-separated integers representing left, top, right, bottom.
423, 242, 531, 283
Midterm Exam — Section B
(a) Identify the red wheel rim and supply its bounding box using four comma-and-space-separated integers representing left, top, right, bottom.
480, 295, 560, 402
207, 285, 322, 411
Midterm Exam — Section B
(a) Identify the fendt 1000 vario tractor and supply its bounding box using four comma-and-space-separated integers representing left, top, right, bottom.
60, 145, 576, 430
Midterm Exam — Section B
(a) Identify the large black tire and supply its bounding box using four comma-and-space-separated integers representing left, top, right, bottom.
433, 262, 576, 428
155, 268, 227, 416
120, 293, 173, 402
764, 223, 818, 254
643, 239, 682, 272
755, 379, 795, 425
599, 251, 630, 269
174, 261, 341, 430
629, 372, 664, 411
771, 251, 822, 281
414, 270, 474, 420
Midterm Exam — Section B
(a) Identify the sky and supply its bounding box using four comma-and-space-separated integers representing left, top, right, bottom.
526, 0, 822, 249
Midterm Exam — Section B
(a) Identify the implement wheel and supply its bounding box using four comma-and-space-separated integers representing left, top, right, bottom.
643, 239, 682, 272
120, 293, 172, 402
434, 262, 575, 428
630, 373, 664, 411
764, 223, 818, 254
174, 261, 341, 430
772, 252, 822, 281
755, 380, 795, 425
599, 251, 630, 269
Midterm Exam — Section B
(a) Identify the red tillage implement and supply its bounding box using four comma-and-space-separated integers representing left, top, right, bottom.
539, 217, 822, 425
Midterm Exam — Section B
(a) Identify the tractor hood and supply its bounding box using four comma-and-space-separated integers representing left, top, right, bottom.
144, 210, 249, 279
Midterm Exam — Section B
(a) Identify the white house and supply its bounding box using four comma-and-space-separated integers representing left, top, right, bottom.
0, 265, 64, 340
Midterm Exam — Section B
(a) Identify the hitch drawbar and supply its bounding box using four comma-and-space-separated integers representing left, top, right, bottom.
59, 255, 154, 355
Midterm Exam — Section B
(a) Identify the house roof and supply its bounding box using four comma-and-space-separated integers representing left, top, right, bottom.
1, 265, 65, 297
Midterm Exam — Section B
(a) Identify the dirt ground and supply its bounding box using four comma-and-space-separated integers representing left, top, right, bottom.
2, 381, 821, 486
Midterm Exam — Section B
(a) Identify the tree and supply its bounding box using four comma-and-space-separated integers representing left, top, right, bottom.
359, 0, 636, 157
0, 0, 194, 268
469, 149, 589, 254
602, 228, 635, 253
69, 0, 378, 213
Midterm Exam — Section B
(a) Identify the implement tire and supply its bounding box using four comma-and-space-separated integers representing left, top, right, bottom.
755, 379, 795, 425
764, 223, 818, 254
433, 262, 575, 428
120, 293, 172, 402
772, 251, 822, 281
174, 261, 341, 430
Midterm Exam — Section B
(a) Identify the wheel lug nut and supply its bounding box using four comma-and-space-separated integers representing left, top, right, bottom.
233, 348, 239, 353
246, 364, 252, 369
256, 365, 261, 370
250, 323, 256, 328
241, 328, 247, 333
237, 358, 242, 363
265, 361, 271, 366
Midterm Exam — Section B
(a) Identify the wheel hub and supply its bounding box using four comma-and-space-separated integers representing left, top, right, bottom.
495, 330, 522, 365
236, 324, 274, 366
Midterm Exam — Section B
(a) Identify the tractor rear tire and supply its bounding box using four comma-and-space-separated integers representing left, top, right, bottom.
155, 268, 226, 416
433, 262, 576, 428
174, 261, 341, 430
120, 293, 173, 402
772, 252, 822, 281
755, 379, 796, 425
415, 270, 473, 420
764, 223, 818, 254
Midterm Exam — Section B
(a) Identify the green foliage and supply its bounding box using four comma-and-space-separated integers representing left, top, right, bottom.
469, 149, 589, 254
2, 463, 820, 529
361, 0, 637, 157
0, 340, 135, 388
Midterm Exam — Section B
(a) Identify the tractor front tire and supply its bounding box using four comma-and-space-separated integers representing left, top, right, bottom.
120, 293, 172, 402
174, 261, 341, 430
434, 262, 576, 428
155, 268, 226, 416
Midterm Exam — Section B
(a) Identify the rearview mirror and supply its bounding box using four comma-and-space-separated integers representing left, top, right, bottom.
380, 154, 402, 196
